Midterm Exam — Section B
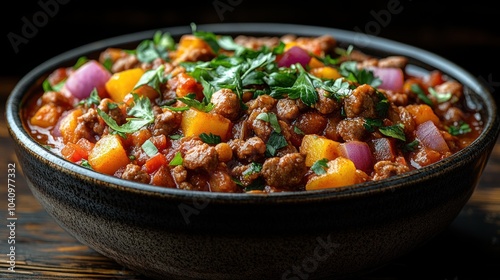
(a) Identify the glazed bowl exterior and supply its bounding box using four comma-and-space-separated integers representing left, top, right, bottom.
6, 23, 500, 280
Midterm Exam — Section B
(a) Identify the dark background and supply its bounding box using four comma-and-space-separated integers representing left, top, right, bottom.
3, 0, 500, 103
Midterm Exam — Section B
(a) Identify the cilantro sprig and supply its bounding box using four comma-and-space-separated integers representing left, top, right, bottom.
97, 93, 155, 135
134, 65, 167, 94
135, 31, 175, 63
339, 61, 382, 88
311, 158, 329, 175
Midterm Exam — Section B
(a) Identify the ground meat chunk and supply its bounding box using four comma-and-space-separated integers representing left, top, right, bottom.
228, 137, 266, 162
211, 88, 241, 120
233, 35, 281, 50
384, 90, 408, 106
179, 136, 205, 153
378, 56, 408, 69
324, 116, 342, 141
172, 165, 188, 184
357, 58, 379, 68
343, 50, 373, 63
152, 107, 182, 136
294, 111, 328, 135
275, 143, 298, 157
372, 160, 410, 180
41, 91, 73, 107
434, 80, 463, 100
276, 98, 300, 121
344, 84, 382, 119
112, 54, 141, 73
249, 110, 273, 142
337, 117, 368, 141
209, 164, 239, 193
315, 88, 339, 115
73, 108, 105, 141
292, 34, 337, 55
386, 105, 415, 137
183, 143, 218, 171
98, 98, 126, 125
121, 163, 150, 184
231, 164, 261, 186
247, 94, 277, 112
261, 153, 306, 189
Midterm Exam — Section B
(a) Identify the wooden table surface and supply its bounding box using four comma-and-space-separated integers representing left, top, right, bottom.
1, 76, 500, 279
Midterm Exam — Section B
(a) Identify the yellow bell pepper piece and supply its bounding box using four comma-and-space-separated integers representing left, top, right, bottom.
300, 134, 341, 167
181, 109, 232, 142
306, 157, 357, 190
105, 68, 145, 102
310, 66, 342, 80
88, 134, 130, 176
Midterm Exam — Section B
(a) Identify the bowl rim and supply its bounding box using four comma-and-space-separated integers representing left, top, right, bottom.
6, 22, 500, 202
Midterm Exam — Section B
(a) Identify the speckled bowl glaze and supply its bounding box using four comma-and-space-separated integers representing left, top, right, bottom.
6, 23, 500, 280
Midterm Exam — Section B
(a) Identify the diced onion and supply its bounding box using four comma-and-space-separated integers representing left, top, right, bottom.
415, 120, 450, 153
278, 46, 311, 68
368, 67, 404, 92
62, 60, 111, 99
340, 140, 374, 173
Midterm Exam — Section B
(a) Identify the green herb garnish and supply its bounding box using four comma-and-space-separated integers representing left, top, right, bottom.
199, 133, 222, 145
97, 93, 154, 134
311, 158, 329, 175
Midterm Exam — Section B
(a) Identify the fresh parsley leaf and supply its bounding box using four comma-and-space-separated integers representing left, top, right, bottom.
42, 78, 65, 92
403, 139, 419, 152
73, 56, 89, 69
311, 158, 329, 175
97, 93, 155, 134
243, 177, 266, 192
379, 123, 406, 141
217, 35, 247, 56
78, 88, 101, 107
339, 61, 382, 87
293, 126, 304, 135
315, 77, 352, 101
177, 94, 214, 112
102, 57, 113, 72
364, 118, 384, 133
272, 64, 318, 106
410, 83, 433, 106
265, 131, 288, 157
375, 90, 389, 118
134, 65, 166, 93
199, 133, 222, 145
256, 112, 281, 133
136, 31, 174, 63
242, 162, 263, 177
264, 70, 297, 87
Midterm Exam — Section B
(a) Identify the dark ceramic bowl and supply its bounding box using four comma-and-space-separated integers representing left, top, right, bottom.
6, 23, 500, 280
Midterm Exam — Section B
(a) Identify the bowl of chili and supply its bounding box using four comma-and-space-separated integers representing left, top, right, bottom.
6, 23, 500, 280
